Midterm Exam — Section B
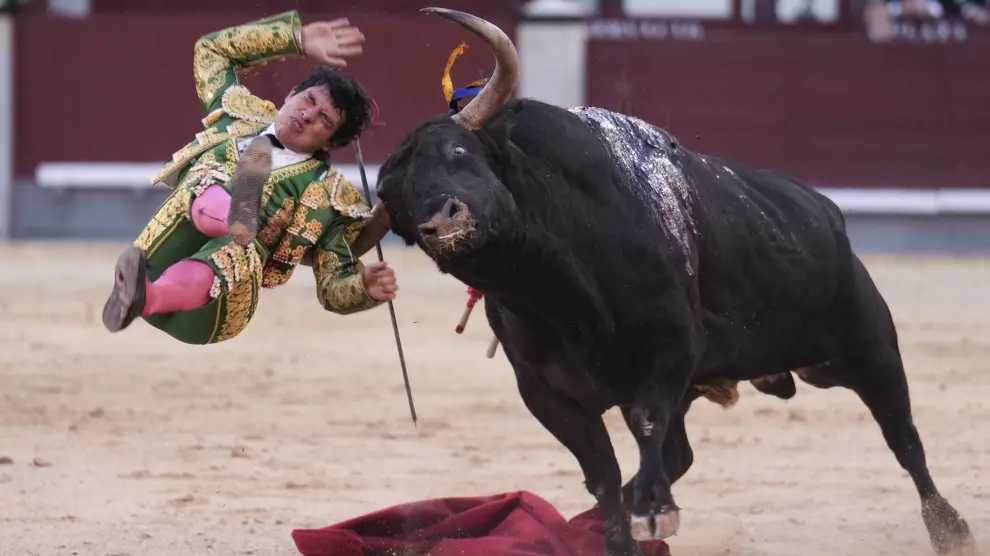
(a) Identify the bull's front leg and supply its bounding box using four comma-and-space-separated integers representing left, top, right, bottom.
626, 335, 697, 541
620, 396, 696, 513
514, 368, 642, 556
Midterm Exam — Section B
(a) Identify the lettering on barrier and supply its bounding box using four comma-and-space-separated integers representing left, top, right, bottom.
888, 19, 969, 43
587, 19, 705, 41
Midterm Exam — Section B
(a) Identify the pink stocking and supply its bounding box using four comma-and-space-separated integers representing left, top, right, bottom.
191, 185, 232, 237
141, 259, 216, 317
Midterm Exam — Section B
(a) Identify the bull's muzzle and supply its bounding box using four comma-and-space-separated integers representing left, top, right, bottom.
417, 197, 476, 252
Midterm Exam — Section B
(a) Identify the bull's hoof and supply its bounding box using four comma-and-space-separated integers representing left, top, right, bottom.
923, 496, 979, 555
944, 543, 984, 556
630, 505, 680, 541
228, 135, 274, 247
938, 537, 983, 556
101, 245, 148, 333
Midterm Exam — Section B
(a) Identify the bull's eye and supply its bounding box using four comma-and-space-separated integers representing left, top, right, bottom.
453, 145, 466, 156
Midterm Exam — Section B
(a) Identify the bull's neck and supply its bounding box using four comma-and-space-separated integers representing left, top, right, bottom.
442, 232, 616, 345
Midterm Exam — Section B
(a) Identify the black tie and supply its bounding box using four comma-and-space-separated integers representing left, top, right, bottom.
262, 133, 285, 150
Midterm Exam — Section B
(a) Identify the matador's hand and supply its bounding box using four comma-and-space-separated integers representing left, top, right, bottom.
362, 261, 398, 302
300, 18, 365, 68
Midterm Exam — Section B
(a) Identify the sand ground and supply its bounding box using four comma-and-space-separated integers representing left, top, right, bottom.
0, 242, 987, 556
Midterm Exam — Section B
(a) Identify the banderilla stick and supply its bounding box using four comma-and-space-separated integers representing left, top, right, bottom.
456, 288, 500, 359
353, 139, 418, 426
486, 336, 500, 359
456, 287, 483, 334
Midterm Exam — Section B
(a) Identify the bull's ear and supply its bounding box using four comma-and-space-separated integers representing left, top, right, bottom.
482, 134, 526, 179
480, 102, 522, 147
477, 101, 525, 172
487, 121, 516, 148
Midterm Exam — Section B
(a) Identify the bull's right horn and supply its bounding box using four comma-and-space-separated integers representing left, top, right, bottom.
421, 7, 520, 131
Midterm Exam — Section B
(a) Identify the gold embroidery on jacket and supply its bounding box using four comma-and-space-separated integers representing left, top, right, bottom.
134, 187, 192, 257
221, 85, 279, 125
325, 172, 373, 219
194, 21, 296, 105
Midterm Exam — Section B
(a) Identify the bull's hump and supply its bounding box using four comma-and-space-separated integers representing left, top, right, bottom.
568, 106, 697, 275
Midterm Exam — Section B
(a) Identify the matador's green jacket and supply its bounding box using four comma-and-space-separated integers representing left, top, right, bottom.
135, 10, 382, 345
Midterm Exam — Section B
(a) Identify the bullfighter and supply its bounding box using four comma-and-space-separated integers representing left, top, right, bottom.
101, 10, 397, 345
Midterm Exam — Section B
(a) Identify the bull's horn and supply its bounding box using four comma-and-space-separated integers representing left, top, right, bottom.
350, 202, 391, 258
421, 7, 519, 130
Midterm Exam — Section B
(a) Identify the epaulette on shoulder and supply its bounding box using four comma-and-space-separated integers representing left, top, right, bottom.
319, 169, 373, 220
202, 85, 279, 128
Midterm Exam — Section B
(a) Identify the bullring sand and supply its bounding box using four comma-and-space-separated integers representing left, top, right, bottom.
0, 243, 987, 555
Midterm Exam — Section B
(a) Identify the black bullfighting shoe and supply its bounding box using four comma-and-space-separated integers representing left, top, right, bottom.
101, 244, 148, 333
228, 135, 274, 247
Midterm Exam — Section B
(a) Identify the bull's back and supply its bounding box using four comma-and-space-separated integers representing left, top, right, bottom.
687, 154, 847, 258
674, 147, 856, 364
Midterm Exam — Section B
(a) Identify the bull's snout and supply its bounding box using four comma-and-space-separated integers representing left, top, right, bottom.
417, 197, 460, 235
417, 197, 476, 252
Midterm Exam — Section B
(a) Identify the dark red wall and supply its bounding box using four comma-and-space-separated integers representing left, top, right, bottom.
13, 11, 512, 176
88, 0, 525, 15
13, 12, 990, 190
586, 23, 990, 189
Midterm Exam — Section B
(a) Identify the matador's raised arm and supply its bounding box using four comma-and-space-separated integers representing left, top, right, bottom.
192, 11, 303, 114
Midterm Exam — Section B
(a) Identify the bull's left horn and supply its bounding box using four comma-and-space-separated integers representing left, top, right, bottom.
350, 202, 391, 258
421, 7, 519, 130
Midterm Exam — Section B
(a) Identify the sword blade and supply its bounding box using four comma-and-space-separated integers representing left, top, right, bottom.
353, 139, 418, 426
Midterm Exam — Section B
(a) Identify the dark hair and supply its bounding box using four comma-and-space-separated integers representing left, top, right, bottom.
292, 67, 372, 150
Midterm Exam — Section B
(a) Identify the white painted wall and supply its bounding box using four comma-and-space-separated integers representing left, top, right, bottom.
0, 16, 12, 241
622, 0, 734, 19
47, 0, 91, 17
774, 0, 839, 22
517, 20, 589, 108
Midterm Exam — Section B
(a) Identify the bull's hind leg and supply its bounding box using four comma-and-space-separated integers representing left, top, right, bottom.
822, 350, 976, 554
812, 258, 976, 555
514, 369, 642, 556
807, 349, 976, 554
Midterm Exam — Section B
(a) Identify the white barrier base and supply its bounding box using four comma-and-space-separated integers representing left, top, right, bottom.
35, 161, 381, 193
33, 162, 990, 215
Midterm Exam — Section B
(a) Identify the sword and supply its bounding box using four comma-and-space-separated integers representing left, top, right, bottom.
353, 138, 418, 426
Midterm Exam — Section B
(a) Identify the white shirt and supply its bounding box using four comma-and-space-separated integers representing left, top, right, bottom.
234, 123, 313, 170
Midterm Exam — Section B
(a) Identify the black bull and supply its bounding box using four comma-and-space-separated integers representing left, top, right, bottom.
362, 8, 979, 556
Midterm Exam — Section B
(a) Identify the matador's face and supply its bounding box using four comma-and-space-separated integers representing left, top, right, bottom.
274, 86, 345, 154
